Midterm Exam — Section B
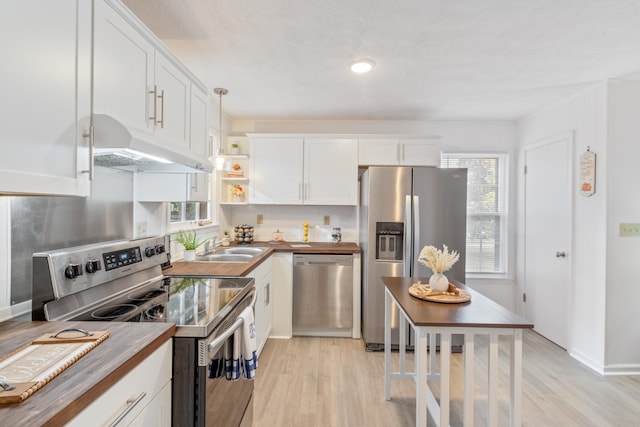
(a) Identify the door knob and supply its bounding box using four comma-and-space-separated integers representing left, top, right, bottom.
555, 251, 566, 258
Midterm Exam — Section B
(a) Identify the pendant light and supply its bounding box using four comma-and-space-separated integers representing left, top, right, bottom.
213, 87, 228, 170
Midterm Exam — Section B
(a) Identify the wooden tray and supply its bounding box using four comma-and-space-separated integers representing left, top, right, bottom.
409, 283, 471, 303
0, 328, 109, 404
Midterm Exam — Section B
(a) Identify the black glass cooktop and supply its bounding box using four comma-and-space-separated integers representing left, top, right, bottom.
166, 276, 254, 337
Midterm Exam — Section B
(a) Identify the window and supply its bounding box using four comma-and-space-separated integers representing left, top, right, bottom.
170, 202, 209, 224
441, 153, 508, 275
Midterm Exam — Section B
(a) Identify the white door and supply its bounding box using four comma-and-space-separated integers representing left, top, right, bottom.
524, 133, 572, 348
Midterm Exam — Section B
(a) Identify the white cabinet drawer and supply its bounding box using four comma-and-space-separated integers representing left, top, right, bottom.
66, 340, 172, 427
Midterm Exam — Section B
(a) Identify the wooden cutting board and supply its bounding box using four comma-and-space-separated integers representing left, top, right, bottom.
0, 328, 109, 404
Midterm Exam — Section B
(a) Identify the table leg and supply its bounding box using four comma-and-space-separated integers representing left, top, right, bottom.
415, 328, 428, 427
510, 329, 523, 426
384, 289, 391, 400
439, 332, 451, 427
488, 333, 499, 426
464, 333, 475, 427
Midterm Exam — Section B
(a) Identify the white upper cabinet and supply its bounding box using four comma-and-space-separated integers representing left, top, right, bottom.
0, 0, 91, 196
304, 139, 358, 205
249, 137, 358, 205
93, 0, 154, 136
358, 137, 441, 166
189, 86, 210, 160
154, 54, 190, 150
249, 138, 304, 204
135, 172, 209, 202
94, 0, 209, 165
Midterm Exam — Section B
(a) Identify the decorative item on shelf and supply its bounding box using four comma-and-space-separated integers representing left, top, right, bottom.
230, 183, 245, 202
417, 244, 460, 292
302, 221, 309, 242
175, 229, 205, 261
234, 224, 254, 244
229, 143, 240, 155
226, 163, 244, 178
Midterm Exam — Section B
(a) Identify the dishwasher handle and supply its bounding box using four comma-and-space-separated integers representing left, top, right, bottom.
294, 255, 353, 266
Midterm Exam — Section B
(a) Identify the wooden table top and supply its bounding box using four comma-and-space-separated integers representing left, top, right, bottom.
383, 276, 534, 329
0, 320, 175, 426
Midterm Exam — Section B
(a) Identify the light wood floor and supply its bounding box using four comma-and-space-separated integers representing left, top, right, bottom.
253, 331, 640, 426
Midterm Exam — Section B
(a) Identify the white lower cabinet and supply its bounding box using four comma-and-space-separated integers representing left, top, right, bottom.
66, 340, 172, 427
247, 257, 273, 355
270, 252, 293, 338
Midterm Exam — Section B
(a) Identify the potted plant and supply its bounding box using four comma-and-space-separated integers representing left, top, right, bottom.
175, 229, 205, 261
229, 142, 240, 154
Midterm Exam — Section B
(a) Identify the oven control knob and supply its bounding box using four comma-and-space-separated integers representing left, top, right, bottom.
155, 244, 165, 254
64, 263, 83, 279
145, 247, 156, 257
85, 259, 101, 274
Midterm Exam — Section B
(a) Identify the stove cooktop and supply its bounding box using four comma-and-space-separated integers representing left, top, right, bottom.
166, 276, 254, 338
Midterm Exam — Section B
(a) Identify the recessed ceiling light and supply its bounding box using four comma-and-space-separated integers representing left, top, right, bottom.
351, 58, 376, 73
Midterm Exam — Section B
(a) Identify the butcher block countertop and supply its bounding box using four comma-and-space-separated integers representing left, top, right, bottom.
165, 241, 361, 277
0, 320, 175, 427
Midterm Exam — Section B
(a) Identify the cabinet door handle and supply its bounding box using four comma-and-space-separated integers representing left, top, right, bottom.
157, 89, 165, 128
109, 392, 146, 427
265, 282, 270, 306
149, 85, 158, 124
82, 124, 94, 181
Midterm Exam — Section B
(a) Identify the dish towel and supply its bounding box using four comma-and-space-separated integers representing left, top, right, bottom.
228, 328, 242, 380
208, 338, 232, 379
239, 306, 258, 379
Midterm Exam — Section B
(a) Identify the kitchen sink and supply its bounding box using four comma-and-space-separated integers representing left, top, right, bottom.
215, 247, 266, 255
196, 253, 254, 263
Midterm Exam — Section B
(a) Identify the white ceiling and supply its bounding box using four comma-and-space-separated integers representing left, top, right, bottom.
122, 0, 640, 121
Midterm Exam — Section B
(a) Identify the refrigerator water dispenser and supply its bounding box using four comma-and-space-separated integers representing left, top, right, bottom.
375, 222, 403, 260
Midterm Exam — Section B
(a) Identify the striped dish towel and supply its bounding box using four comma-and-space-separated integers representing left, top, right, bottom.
239, 306, 258, 379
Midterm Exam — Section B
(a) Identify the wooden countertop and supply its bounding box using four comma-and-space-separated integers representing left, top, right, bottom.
383, 276, 534, 329
165, 241, 361, 277
0, 320, 175, 427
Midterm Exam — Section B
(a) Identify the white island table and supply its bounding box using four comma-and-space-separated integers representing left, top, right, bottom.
383, 276, 533, 427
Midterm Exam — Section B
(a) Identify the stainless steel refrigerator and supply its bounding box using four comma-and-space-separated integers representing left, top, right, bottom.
359, 166, 467, 350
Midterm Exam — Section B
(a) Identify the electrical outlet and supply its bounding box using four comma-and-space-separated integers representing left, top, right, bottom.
257, 214, 263, 225
324, 215, 330, 225
620, 223, 640, 237
135, 221, 147, 238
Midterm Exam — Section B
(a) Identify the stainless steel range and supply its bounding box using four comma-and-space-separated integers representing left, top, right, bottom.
31, 236, 256, 427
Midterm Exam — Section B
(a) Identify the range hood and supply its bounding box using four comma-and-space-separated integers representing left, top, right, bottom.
92, 114, 213, 173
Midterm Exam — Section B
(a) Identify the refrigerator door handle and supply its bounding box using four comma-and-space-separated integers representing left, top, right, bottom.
404, 195, 412, 277
413, 195, 420, 276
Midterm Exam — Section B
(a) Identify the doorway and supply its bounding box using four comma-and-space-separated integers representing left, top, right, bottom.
524, 132, 573, 349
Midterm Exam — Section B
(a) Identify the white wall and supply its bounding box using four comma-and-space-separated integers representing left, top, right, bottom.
231, 119, 519, 309
518, 80, 640, 374
605, 80, 640, 372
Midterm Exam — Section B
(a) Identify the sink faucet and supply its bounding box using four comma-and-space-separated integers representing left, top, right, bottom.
204, 235, 230, 254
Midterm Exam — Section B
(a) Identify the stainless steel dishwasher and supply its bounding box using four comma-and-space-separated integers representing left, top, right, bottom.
292, 254, 353, 336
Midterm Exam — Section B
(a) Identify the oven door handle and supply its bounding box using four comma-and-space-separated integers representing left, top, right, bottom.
207, 290, 256, 354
